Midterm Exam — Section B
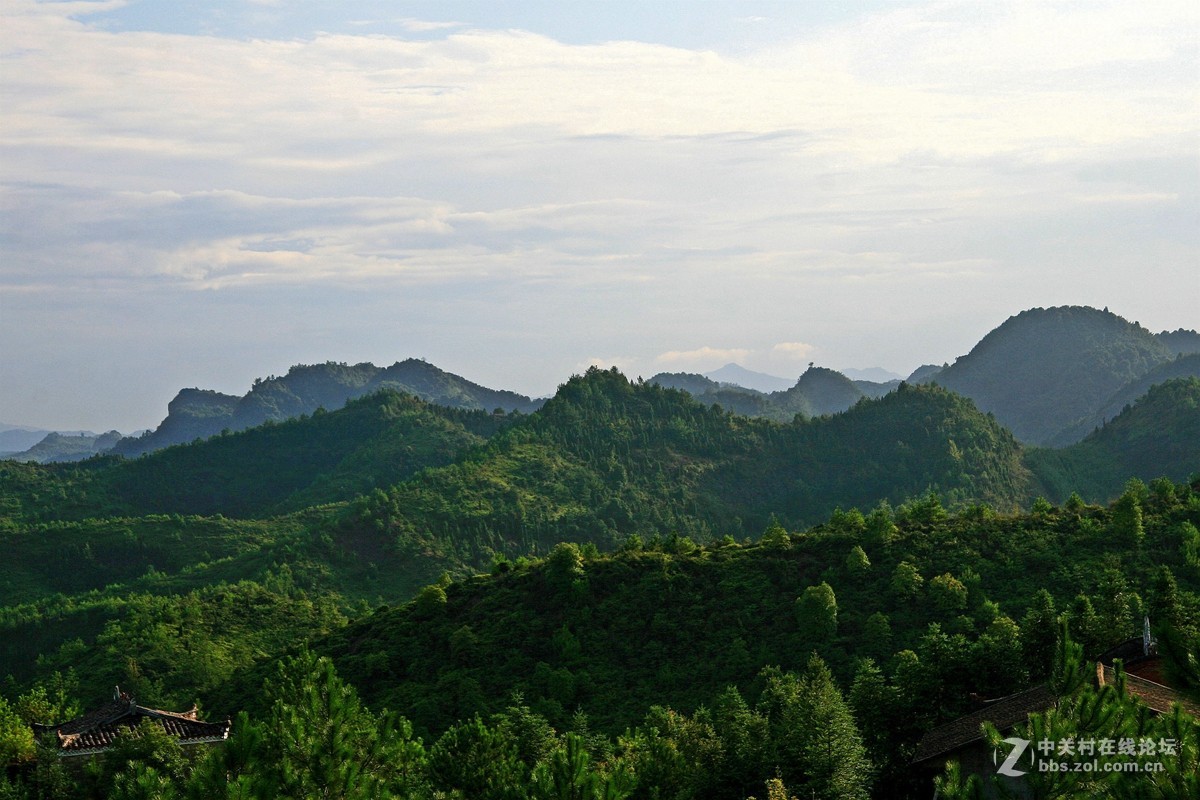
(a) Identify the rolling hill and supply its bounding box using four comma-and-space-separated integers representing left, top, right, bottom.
917, 306, 1177, 445
113, 359, 543, 457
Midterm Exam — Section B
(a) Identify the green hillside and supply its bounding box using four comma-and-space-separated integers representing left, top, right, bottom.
204, 482, 1200, 798
923, 306, 1174, 445
342, 370, 1042, 567
2, 364, 1199, 799
651, 365, 869, 422
0, 390, 510, 523
1046, 353, 1200, 446
1028, 377, 1200, 502
114, 359, 543, 457
8, 431, 124, 464
786, 366, 864, 416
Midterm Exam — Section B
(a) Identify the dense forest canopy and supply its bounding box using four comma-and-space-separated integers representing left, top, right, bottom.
1, 314, 1198, 798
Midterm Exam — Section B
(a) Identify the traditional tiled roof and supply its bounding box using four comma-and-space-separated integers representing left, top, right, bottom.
31, 689, 230, 757
914, 658, 1200, 766
1098, 665, 1200, 718
912, 684, 1057, 765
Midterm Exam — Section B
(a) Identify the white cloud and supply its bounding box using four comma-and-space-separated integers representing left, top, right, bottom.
656, 347, 753, 367
1, 0, 1196, 429
395, 18, 464, 33
772, 342, 816, 361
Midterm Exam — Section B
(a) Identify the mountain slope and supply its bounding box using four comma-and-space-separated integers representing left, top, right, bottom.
340, 370, 1039, 570
0, 390, 509, 523
114, 359, 543, 457
652, 366, 870, 421
920, 306, 1173, 445
1158, 328, 1200, 356
1027, 377, 1200, 501
235, 485, 1199, 743
704, 362, 794, 392
1045, 353, 1200, 446
781, 366, 865, 416
715, 382, 1032, 520
8, 431, 124, 463
648, 372, 777, 417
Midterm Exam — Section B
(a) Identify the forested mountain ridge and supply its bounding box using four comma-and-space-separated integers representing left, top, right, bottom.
1045, 353, 1200, 446
113, 358, 543, 457
5, 366, 1196, 533
650, 365, 869, 421
334, 369, 1043, 563
18, 305, 1193, 462
205, 479, 1200, 798
1, 364, 1199, 798
1028, 377, 1200, 502
7, 430, 124, 464
918, 306, 1179, 445
0, 389, 512, 523
1158, 327, 1200, 356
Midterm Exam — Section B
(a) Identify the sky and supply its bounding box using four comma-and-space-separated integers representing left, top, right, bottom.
1, 0, 1197, 432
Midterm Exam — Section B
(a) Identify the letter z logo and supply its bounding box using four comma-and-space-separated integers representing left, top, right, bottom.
995, 737, 1031, 776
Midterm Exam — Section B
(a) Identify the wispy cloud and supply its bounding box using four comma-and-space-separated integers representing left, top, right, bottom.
772, 342, 816, 361
1, 0, 1196, 429
656, 347, 753, 368
395, 18, 464, 33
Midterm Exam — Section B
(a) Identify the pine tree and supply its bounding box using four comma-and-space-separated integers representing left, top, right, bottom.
1020, 589, 1058, 678
1149, 565, 1182, 628
796, 583, 838, 643
1111, 488, 1145, 548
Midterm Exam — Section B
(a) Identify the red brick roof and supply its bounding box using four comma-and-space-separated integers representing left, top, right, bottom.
32, 691, 230, 757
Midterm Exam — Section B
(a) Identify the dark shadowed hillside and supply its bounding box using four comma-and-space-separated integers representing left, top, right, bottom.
1027, 377, 1200, 501
1046, 353, 1200, 446
782, 366, 865, 416
0, 390, 509, 522
1158, 328, 1200, 356
919, 306, 1174, 445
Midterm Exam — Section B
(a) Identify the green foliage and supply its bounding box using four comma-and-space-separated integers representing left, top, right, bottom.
233, 649, 428, 799
845, 545, 871, 575
1028, 377, 1200, 502
927, 573, 968, 617
430, 715, 526, 799
530, 732, 633, 800
1112, 485, 1146, 547
0, 697, 33, 766
796, 583, 838, 643
891, 562, 924, 601
928, 305, 1175, 445
939, 627, 1200, 799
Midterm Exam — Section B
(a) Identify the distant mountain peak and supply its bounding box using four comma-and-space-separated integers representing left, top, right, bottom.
840, 367, 903, 382
703, 363, 793, 393
112, 358, 542, 458
929, 305, 1175, 445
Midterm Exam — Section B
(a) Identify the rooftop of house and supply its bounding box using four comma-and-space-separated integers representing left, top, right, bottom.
911, 683, 1057, 765
913, 631, 1196, 767
31, 688, 230, 757
1097, 664, 1200, 718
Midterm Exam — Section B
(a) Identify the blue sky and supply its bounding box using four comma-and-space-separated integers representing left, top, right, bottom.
2, 0, 1197, 431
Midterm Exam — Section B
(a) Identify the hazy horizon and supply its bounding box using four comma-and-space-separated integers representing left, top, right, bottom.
3, 1, 1197, 431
